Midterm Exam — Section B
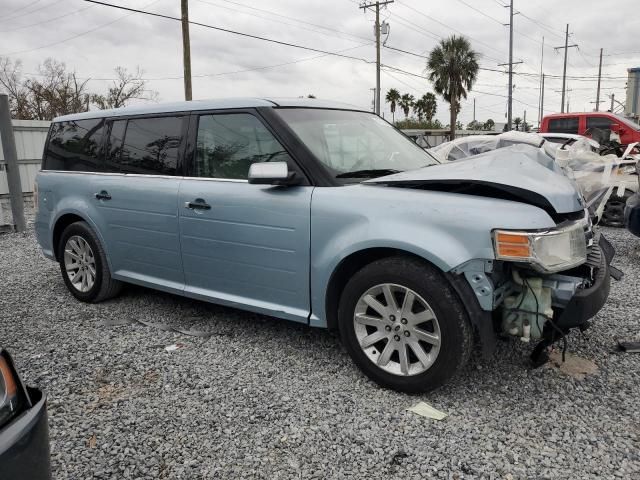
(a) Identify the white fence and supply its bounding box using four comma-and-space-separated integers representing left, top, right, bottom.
0, 119, 50, 196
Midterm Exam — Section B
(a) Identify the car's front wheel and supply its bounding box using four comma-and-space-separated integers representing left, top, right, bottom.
58, 221, 122, 302
338, 256, 471, 393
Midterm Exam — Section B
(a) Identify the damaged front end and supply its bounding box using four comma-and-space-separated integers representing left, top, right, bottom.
454, 213, 615, 365
366, 144, 617, 364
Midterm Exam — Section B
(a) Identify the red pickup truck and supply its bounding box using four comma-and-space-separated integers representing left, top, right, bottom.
540, 112, 640, 145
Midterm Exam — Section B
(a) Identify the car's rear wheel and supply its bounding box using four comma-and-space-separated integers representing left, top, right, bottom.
58, 221, 122, 302
338, 256, 472, 393
601, 190, 632, 227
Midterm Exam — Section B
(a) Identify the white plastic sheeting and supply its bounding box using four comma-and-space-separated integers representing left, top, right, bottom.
429, 132, 639, 222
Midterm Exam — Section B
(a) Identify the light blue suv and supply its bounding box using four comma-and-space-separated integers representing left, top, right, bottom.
35, 98, 613, 392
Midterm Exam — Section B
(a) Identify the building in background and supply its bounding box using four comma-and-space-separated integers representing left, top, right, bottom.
625, 67, 640, 120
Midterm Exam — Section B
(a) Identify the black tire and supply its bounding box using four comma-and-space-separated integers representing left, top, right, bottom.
338, 256, 472, 393
57, 221, 122, 303
601, 190, 632, 227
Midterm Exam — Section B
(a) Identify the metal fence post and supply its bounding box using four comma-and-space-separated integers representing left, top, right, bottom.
0, 94, 26, 233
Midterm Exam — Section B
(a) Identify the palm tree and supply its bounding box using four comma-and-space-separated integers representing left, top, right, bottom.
385, 88, 401, 123
427, 35, 479, 140
413, 98, 425, 121
423, 93, 437, 123
399, 93, 414, 120
514, 117, 522, 131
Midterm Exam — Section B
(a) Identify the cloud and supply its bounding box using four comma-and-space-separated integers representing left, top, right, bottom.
1, 0, 638, 125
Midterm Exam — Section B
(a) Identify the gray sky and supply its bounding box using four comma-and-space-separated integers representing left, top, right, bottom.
2, 0, 638, 125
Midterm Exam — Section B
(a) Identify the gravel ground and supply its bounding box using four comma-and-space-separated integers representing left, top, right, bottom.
1, 224, 639, 479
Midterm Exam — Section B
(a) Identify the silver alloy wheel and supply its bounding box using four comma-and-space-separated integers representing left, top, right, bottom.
63, 235, 96, 293
353, 283, 441, 376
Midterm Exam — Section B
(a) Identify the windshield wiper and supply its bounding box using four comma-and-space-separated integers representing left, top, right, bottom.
336, 168, 401, 179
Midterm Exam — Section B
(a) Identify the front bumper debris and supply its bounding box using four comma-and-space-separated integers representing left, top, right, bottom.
554, 235, 612, 329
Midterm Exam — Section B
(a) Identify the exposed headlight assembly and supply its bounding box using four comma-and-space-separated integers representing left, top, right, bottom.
492, 222, 587, 273
0, 351, 29, 428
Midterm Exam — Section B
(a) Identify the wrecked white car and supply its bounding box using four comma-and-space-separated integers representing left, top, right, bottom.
429, 132, 639, 226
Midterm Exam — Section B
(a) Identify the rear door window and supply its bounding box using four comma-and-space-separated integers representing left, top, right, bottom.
586, 116, 614, 130
194, 113, 292, 179
548, 117, 579, 134
105, 116, 184, 175
44, 118, 105, 171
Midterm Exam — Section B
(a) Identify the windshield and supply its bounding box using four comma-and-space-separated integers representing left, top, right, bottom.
275, 108, 438, 180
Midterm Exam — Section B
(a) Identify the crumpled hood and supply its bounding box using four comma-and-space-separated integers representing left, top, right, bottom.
365, 144, 584, 214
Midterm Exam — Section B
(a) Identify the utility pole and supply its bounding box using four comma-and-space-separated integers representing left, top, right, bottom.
370, 87, 376, 112
359, 0, 394, 116
0, 94, 26, 233
555, 24, 578, 113
506, 0, 514, 130
523, 109, 527, 131
473, 98, 476, 122
497, 1, 521, 130
554, 85, 573, 112
538, 36, 544, 127
595, 48, 603, 111
181, 0, 192, 101
540, 73, 545, 123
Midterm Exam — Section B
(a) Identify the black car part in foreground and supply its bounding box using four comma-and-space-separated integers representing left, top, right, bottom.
530, 234, 617, 366
0, 350, 51, 480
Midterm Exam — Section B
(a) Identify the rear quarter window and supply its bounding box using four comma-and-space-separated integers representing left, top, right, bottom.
105, 116, 184, 175
547, 117, 579, 134
43, 118, 106, 171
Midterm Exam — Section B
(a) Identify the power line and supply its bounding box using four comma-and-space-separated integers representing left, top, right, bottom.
0, 0, 63, 23
383, 10, 440, 41
79, 0, 374, 64
383, 44, 626, 82
24, 43, 373, 82
196, 0, 370, 44
516, 11, 564, 39
394, 0, 505, 60
455, 0, 503, 25
1, 0, 42, 19
0, 5, 94, 33
380, 63, 538, 108
0, 0, 163, 56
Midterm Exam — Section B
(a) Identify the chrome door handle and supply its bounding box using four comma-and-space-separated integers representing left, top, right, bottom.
95, 191, 111, 200
184, 199, 211, 210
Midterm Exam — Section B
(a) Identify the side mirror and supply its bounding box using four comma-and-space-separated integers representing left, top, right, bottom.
610, 123, 622, 133
248, 162, 298, 186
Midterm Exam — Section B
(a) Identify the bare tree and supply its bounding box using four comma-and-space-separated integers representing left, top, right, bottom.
0, 58, 159, 120
25, 58, 91, 119
91, 67, 158, 110
0, 57, 90, 120
0, 57, 31, 119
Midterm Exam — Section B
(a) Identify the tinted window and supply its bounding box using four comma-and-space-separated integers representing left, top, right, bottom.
194, 113, 291, 179
586, 116, 614, 130
105, 120, 126, 172
548, 117, 579, 134
118, 117, 183, 175
44, 119, 105, 171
